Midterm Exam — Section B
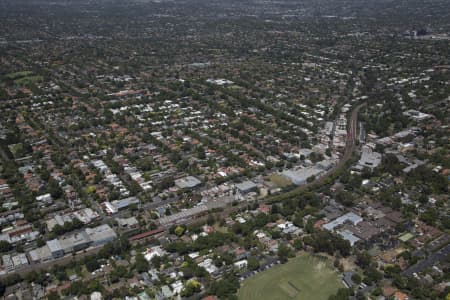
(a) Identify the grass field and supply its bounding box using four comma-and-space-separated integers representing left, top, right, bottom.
4, 71, 43, 85
268, 173, 293, 188
213, 223, 229, 233
238, 253, 343, 300
14, 75, 43, 85
5, 71, 33, 80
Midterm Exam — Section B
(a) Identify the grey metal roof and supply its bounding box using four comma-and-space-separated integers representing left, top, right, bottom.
112, 196, 140, 209
85, 224, 117, 243
46, 239, 62, 253
158, 205, 208, 226
323, 212, 363, 231
281, 166, 323, 185
338, 230, 360, 246
174, 176, 202, 189
236, 181, 257, 193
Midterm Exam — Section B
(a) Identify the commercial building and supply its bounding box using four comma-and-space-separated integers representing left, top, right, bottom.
28, 245, 53, 263
174, 176, 202, 189
103, 197, 140, 215
30, 224, 117, 262
117, 216, 139, 228
9, 253, 29, 270
85, 224, 117, 247
158, 205, 208, 226
2, 254, 14, 272
323, 212, 363, 231
59, 232, 91, 253
354, 146, 382, 171
281, 166, 323, 185
112, 196, 140, 210
338, 230, 360, 246
235, 181, 257, 194
47, 239, 64, 258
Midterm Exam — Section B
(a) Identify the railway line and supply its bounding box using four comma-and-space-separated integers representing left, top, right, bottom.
0, 102, 367, 278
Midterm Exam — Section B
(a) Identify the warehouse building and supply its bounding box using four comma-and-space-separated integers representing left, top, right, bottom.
354, 146, 382, 171
174, 176, 202, 189
47, 239, 64, 259
28, 224, 117, 263
281, 166, 323, 185
235, 181, 257, 194
323, 212, 363, 231
59, 232, 91, 253
85, 224, 117, 247
28, 245, 53, 263
112, 196, 140, 210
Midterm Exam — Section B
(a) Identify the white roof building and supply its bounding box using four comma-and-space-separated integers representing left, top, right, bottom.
144, 246, 166, 262
85, 224, 117, 247
323, 212, 363, 231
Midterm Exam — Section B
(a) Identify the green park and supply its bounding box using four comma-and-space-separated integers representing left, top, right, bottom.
238, 253, 344, 300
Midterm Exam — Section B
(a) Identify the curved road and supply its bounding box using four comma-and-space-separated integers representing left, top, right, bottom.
182, 101, 367, 225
